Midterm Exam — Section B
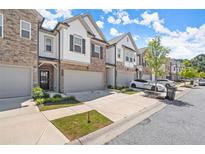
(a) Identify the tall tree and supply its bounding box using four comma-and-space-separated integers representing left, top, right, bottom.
145, 36, 170, 91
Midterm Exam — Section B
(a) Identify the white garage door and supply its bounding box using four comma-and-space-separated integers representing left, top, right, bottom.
64, 70, 104, 93
117, 72, 135, 87
0, 65, 32, 99
142, 74, 151, 80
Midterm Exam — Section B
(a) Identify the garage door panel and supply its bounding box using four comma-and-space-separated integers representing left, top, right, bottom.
117, 72, 135, 87
64, 70, 104, 93
0, 66, 31, 98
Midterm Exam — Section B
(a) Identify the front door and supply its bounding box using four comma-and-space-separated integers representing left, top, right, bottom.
40, 70, 49, 90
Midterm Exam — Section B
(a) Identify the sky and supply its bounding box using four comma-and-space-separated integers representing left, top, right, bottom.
37, 9, 205, 60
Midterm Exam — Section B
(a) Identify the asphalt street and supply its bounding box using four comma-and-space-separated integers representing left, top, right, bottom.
107, 86, 205, 145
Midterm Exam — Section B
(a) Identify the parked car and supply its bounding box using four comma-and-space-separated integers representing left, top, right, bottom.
157, 79, 176, 88
130, 79, 166, 92
199, 79, 205, 86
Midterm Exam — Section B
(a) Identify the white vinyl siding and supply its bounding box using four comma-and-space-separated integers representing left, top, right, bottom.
73, 35, 82, 53
20, 20, 31, 39
0, 14, 3, 38
45, 36, 53, 52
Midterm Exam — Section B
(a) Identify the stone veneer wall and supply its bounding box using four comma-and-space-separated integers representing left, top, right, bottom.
0, 9, 41, 87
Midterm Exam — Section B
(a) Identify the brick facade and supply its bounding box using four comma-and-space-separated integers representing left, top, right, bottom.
0, 9, 42, 87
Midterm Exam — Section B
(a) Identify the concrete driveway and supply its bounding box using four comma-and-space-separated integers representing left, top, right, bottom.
0, 97, 31, 112
0, 98, 69, 145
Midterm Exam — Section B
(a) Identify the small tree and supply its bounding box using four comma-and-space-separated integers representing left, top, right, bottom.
198, 71, 205, 79
145, 36, 170, 91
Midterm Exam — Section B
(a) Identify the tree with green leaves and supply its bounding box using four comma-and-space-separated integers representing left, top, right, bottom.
145, 36, 170, 91
197, 71, 205, 79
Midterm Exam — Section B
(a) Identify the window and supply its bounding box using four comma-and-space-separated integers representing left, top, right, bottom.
20, 20, 31, 39
94, 45, 101, 58
45, 37, 53, 52
126, 56, 129, 62
130, 57, 133, 62
0, 14, 3, 38
117, 48, 121, 58
73, 35, 82, 53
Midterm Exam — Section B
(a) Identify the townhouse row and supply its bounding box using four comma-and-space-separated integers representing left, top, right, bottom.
0, 10, 173, 99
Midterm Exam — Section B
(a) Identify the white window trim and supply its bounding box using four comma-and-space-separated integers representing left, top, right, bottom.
117, 48, 121, 58
0, 13, 3, 38
94, 44, 101, 58
44, 36, 53, 52
20, 20, 31, 40
73, 34, 83, 53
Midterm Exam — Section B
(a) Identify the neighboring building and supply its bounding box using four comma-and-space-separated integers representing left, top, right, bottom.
169, 59, 183, 81
39, 13, 108, 93
137, 48, 153, 80
106, 33, 138, 87
0, 10, 43, 99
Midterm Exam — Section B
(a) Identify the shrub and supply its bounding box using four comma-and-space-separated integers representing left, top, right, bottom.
43, 92, 50, 98
53, 94, 62, 98
32, 87, 44, 100
107, 85, 113, 89
36, 98, 45, 105
44, 97, 61, 103
69, 96, 76, 100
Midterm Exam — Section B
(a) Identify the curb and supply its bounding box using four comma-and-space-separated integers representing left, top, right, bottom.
67, 101, 166, 145
67, 87, 192, 145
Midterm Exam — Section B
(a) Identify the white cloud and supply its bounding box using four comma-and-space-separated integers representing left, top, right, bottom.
160, 24, 205, 59
96, 20, 104, 29
139, 11, 161, 26
107, 10, 139, 25
110, 28, 123, 36
102, 9, 112, 14
133, 35, 140, 41
107, 16, 121, 24
37, 9, 72, 29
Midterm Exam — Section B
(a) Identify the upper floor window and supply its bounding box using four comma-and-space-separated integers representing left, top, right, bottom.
45, 37, 53, 52
73, 35, 82, 53
130, 57, 133, 62
70, 34, 85, 54
126, 56, 129, 62
20, 20, 31, 39
0, 14, 3, 38
117, 48, 121, 58
91, 43, 103, 59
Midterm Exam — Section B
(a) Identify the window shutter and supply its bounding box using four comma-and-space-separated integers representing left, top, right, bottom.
70, 35, 73, 51
82, 39, 86, 54
91, 43, 95, 56
100, 46, 103, 59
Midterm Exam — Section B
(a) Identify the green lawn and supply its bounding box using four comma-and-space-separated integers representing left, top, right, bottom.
51, 110, 113, 141
39, 102, 83, 111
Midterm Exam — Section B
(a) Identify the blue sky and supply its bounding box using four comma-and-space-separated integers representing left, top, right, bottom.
38, 9, 205, 59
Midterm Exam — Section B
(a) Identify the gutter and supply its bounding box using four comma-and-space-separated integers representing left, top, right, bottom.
56, 29, 61, 93
114, 45, 117, 88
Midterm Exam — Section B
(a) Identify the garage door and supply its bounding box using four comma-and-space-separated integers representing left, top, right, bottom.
142, 74, 151, 80
64, 70, 104, 93
0, 65, 32, 99
117, 72, 135, 87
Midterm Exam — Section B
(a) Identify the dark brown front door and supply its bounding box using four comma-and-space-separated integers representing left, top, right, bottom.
40, 70, 49, 90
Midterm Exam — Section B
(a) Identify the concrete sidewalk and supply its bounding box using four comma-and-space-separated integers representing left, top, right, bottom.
0, 105, 69, 145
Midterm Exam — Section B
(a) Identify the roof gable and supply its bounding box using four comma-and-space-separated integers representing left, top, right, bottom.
81, 14, 106, 41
